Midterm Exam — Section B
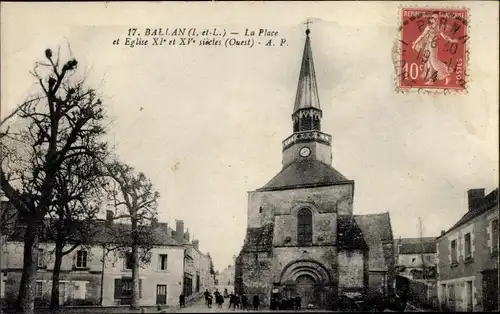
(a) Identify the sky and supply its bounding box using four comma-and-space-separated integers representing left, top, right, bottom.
1, 2, 499, 271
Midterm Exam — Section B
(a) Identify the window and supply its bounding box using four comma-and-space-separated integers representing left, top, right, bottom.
114, 278, 142, 302
35, 281, 43, 298
159, 254, 168, 271
464, 233, 472, 259
492, 219, 499, 252
259, 207, 263, 213
124, 253, 133, 270
297, 208, 313, 245
451, 240, 457, 263
37, 249, 45, 268
76, 250, 88, 268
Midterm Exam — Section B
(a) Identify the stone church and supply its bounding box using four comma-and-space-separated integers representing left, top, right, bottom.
234, 27, 396, 310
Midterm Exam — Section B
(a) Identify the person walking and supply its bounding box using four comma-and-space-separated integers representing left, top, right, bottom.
207, 293, 213, 308
229, 292, 235, 309
241, 293, 248, 310
204, 289, 210, 305
252, 294, 260, 310
234, 293, 241, 310
179, 294, 185, 308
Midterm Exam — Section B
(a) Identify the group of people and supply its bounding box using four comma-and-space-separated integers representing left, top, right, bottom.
204, 289, 261, 310
270, 295, 302, 310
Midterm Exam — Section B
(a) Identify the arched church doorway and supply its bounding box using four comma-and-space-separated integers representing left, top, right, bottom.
277, 259, 333, 309
296, 274, 316, 307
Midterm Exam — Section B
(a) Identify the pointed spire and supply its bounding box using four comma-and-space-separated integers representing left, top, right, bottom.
293, 25, 321, 112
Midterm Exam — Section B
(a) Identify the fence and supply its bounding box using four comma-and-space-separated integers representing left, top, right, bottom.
405, 277, 439, 310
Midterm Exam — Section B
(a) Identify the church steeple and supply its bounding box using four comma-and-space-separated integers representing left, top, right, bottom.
292, 27, 322, 133
281, 24, 332, 168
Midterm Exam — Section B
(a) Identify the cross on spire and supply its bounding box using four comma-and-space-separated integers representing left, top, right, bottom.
304, 19, 313, 35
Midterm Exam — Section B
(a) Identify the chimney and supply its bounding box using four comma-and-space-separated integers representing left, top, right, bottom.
106, 210, 114, 226
441, 230, 445, 236
184, 228, 190, 242
175, 220, 184, 242
192, 239, 199, 250
467, 188, 485, 211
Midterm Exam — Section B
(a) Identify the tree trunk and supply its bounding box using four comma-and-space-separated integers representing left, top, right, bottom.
49, 242, 64, 311
130, 242, 140, 310
17, 221, 40, 314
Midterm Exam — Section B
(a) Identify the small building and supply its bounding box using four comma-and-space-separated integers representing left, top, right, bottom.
436, 188, 499, 312
395, 237, 438, 280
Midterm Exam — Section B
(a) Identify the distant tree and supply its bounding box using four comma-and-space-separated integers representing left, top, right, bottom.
103, 161, 160, 309
0, 48, 108, 314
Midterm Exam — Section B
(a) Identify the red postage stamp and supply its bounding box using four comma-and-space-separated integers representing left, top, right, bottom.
398, 8, 469, 91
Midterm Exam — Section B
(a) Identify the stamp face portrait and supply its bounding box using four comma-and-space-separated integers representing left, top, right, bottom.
398, 8, 469, 91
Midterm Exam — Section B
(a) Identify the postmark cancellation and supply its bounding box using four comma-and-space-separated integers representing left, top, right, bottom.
394, 6, 470, 94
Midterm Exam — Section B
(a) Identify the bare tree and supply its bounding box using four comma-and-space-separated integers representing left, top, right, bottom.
103, 161, 160, 309
45, 141, 108, 311
0, 48, 108, 314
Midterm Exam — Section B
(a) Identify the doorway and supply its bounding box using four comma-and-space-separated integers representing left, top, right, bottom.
296, 274, 315, 308
156, 285, 167, 305
59, 282, 66, 305
482, 269, 499, 311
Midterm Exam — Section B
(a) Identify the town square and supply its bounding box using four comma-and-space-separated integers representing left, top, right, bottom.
0, 2, 498, 314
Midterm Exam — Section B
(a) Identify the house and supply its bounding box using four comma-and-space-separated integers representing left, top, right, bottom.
436, 188, 499, 312
395, 237, 438, 280
168, 220, 214, 299
0, 209, 214, 308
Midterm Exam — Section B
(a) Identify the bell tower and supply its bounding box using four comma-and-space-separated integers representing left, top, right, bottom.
282, 26, 333, 168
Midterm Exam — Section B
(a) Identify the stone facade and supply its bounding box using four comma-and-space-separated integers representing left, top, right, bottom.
235, 27, 395, 310
436, 188, 499, 312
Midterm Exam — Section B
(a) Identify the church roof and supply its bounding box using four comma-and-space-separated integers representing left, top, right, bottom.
293, 29, 321, 112
338, 215, 368, 250
257, 159, 350, 192
354, 213, 393, 244
354, 213, 394, 271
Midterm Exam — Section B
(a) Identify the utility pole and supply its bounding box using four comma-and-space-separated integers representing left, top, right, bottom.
418, 217, 426, 280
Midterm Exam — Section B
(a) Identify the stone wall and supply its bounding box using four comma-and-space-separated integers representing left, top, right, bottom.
338, 250, 364, 292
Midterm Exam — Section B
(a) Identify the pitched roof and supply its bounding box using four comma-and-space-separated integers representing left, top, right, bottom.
294, 29, 321, 112
337, 215, 368, 250
257, 159, 350, 192
354, 213, 393, 244
354, 213, 394, 270
6, 218, 183, 247
242, 224, 274, 252
395, 237, 437, 254
438, 188, 498, 240
399, 242, 436, 254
